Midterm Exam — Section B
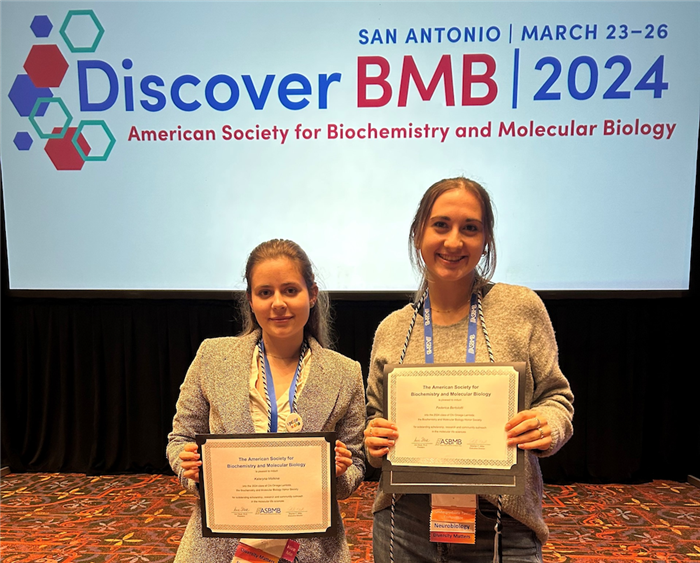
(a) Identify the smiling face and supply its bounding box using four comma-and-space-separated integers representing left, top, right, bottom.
417, 188, 486, 289
248, 257, 318, 347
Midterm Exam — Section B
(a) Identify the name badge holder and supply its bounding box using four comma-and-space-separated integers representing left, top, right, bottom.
259, 339, 307, 434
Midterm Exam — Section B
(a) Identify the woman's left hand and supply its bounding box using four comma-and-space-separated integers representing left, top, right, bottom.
505, 410, 551, 451
335, 440, 353, 477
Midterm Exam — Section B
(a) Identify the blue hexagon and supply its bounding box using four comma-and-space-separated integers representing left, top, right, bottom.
8, 74, 52, 117
60, 10, 104, 53
13, 132, 33, 150
30, 15, 53, 38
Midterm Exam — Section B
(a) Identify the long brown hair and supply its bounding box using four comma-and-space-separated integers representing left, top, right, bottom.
408, 177, 497, 296
239, 239, 332, 348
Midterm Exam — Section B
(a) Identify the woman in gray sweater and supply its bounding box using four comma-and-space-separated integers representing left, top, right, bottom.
364, 178, 574, 563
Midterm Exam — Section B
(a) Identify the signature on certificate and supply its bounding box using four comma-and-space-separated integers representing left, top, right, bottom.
412, 437, 431, 449
467, 439, 489, 450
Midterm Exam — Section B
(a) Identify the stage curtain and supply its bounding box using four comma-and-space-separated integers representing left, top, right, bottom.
2, 292, 698, 481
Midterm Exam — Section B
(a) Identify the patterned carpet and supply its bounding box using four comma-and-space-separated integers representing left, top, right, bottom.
1, 473, 699, 562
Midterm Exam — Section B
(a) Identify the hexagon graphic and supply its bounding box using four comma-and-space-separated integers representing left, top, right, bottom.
29, 97, 72, 139
13, 132, 33, 151
74, 120, 116, 161
8, 74, 52, 117
31, 15, 53, 38
60, 10, 104, 53
45, 127, 91, 170
23, 44, 69, 88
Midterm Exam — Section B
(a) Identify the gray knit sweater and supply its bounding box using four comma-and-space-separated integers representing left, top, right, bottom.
366, 283, 574, 544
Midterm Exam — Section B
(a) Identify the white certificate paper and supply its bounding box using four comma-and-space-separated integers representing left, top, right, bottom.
196, 433, 336, 538
386, 364, 520, 470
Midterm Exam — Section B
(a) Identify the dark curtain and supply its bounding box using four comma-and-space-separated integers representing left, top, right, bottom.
2, 290, 698, 482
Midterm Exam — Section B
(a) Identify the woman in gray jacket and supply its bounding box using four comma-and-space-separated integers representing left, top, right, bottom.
168, 239, 366, 562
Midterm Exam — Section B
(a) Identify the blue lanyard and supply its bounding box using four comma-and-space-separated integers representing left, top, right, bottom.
258, 339, 307, 432
423, 291, 479, 364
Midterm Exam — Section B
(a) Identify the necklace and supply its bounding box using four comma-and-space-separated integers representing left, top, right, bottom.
431, 302, 471, 314
427, 280, 476, 317
265, 352, 300, 360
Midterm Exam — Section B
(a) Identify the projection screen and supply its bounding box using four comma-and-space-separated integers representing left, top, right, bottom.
1, 1, 699, 291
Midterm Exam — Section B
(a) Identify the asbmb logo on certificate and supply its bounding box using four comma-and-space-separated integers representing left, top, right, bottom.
255, 507, 282, 515
435, 438, 463, 446
8, 9, 116, 170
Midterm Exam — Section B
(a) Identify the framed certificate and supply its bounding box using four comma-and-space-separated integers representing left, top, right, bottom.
196, 432, 337, 538
382, 363, 526, 495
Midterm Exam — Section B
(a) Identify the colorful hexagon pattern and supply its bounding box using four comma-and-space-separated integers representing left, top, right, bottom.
59, 10, 104, 53
45, 127, 91, 170
13, 132, 33, 151
11, 10, 114, 168
23, 44, 69, 88
30, 15, 53, 38
8, 74, 51, 117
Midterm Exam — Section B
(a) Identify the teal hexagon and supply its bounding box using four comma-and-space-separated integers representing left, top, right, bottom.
59, 10, 104, 53
73, 120, 115, 161
28, 97, 72, 139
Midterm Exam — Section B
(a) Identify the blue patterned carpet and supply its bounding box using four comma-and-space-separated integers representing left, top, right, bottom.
1, 473, 699, 562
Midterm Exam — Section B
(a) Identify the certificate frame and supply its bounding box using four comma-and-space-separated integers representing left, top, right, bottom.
381, 363, 526, 495
196, 432, 337, 538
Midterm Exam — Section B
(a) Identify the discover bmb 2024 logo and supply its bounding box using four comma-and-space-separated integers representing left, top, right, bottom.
8, 10, 115, 170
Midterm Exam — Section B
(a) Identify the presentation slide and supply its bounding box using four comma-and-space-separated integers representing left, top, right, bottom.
2, 1, 699, 291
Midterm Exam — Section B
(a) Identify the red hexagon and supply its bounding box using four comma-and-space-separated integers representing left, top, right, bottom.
24, 44, 69, 88
44, 127, 91, 170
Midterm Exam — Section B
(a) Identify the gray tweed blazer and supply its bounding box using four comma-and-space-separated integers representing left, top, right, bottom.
167, 330, 366, 562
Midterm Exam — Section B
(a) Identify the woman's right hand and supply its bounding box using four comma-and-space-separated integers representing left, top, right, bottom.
179, 443, 201, 483
364, 418, 399, 459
